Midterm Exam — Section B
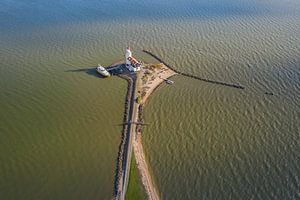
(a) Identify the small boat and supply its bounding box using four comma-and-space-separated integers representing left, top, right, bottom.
96, 64, 110, 77
165, 79, 174, 84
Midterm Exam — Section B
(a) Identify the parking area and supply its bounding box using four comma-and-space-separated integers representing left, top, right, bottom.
107, 64, 133, 76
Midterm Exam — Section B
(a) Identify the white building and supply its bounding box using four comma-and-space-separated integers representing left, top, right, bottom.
125, 47, 141, 72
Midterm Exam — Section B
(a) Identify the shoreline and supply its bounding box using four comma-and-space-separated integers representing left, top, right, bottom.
133, 63, 177, 200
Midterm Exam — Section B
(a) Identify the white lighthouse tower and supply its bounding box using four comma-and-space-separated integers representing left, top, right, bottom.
125, 47, 141, 72
125, 47, 132, 66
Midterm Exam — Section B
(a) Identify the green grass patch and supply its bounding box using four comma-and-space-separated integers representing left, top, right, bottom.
126, 155, 147, 200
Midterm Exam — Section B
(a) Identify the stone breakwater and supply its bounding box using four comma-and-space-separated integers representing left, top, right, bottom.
135, 104, 144, 134
142, 50, 245, 90
113, 75, 134, 197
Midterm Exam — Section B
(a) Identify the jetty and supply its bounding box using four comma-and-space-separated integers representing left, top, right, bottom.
111, 61, 176, 200
113, 64, 139, 200
142, 50, 245, 90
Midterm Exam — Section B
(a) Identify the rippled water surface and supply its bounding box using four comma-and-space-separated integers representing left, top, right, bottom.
1, 0, 299, 199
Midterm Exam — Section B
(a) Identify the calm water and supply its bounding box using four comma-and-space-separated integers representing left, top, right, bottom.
1, 0, 299, 199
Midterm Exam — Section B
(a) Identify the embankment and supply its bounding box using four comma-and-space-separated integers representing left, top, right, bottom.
114, 75, 134, 198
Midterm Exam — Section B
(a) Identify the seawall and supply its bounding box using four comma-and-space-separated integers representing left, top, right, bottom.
114, 75, 134, 198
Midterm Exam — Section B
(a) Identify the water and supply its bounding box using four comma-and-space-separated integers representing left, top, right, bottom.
0, 0, 299, 199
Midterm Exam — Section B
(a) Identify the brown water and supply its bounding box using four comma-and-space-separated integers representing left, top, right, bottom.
0, 0, 299, 199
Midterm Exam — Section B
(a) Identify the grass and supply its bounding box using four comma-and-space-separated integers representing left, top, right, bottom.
126, 155, 147, 200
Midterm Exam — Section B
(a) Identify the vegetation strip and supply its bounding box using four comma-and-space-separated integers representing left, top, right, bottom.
125, 156, 147, 200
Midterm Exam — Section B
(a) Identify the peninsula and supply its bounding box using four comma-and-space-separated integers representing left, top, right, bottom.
107, 48, 176, 200
102, 48, 244, 200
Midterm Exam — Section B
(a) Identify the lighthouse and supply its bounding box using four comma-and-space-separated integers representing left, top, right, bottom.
125, 47, 141, 72
125, 47, 132, 66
